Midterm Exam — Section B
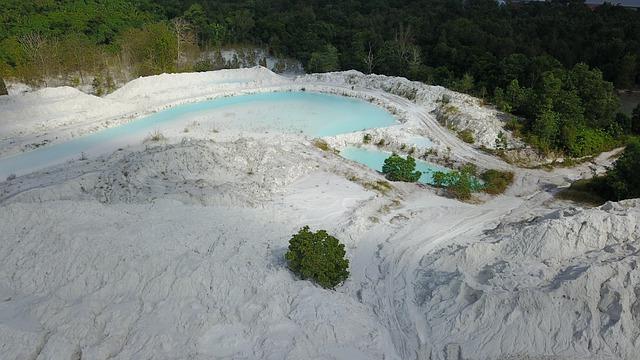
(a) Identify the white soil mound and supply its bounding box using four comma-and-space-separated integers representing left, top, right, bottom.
415, 200, 640, 360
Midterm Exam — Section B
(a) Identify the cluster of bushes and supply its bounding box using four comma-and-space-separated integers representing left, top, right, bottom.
432, 165, 514, 200
432, 164, 483, 200
480, 169, 515, 195
380, 154, 514, 199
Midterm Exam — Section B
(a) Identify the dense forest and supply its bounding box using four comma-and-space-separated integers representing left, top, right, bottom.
1, 0, 640, 157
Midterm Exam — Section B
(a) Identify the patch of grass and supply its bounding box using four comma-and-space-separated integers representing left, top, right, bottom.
458, 129, 475, 144
442, 104, 460, 116
480, 169, 514, 195
363, 180, 392, 194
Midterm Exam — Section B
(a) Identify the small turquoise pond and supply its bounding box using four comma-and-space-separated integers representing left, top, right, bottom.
0, 91, 397, 177
339, 147, 449, 185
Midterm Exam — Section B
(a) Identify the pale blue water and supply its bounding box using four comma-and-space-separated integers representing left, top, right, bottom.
407, 136, 433, 149
339, 147, 449, 185
0, 92, 397, 178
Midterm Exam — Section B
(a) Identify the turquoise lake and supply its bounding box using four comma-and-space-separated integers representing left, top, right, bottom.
0, 91, 397, 177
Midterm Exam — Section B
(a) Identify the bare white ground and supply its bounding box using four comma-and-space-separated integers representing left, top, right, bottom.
0, 69, 638, 360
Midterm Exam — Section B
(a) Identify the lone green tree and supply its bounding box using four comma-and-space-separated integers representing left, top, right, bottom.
382, 154, 422, 182
285, 226, 349, 289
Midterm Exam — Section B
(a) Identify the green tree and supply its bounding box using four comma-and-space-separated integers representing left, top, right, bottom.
608, 139, 640, 200
183, 3, 207, 45
285, 226, 349, 289
382, 154, 421, 182
531, 104, 560, 153
307, 44, 339, 73
569, 63, 619, 129
119, 22, 177, 76
453, 73, 475, 93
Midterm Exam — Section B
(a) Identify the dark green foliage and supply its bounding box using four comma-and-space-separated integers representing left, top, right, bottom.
559, 139, 640, 204
564, 127, 613, 158
285, 226, 349, 289
0, 77, 6, 95
307, 44, 339, 73
557, 177, 610, 206
3, 0, 640, 89
458, 129, 474, 144
632, 105, 640, 135
382, 154, 421, 182
495, 62, 622, 156
119, 22, 177, 76
480, 169, 514, 195
432, 164, 482, 200
363, 133, 372, 144
192, 59, 213, 72
608, 139, 640, 200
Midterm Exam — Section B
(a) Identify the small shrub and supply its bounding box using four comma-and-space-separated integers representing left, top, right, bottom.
495, 131, 508, 150
314, 139, 331, 151
92, 75, 104, 96
382, 154, 422, 182
193, 59, 213, 72
376, 138, 386, 146
458, 129, 475, 144
363, 133, 372, 144
442, 104, 460, 116
364, 180, 392, 194
285, 226, 349, 289
480, 169, 514, 195
146, 130, 166, 142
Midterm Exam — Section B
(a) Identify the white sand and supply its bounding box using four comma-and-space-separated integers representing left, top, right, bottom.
0, 68, 638, 360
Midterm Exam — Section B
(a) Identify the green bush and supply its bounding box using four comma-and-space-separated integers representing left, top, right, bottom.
480, 169, 514, 194
565, 127, 613, 157
363, 133, 372, 144
458, 129, 475, 144
285, 226, 349, 289
193, 59, 213, 72
382, 154, 421, 182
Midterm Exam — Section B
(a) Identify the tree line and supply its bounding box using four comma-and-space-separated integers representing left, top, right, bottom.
1, 0, 639, 157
